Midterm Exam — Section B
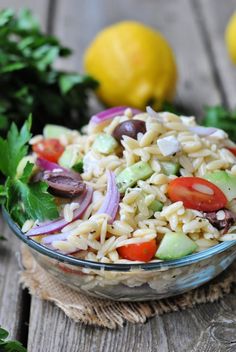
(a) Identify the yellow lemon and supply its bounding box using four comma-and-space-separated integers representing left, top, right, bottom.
225, 12, 236, 64
84, 21, 177, 109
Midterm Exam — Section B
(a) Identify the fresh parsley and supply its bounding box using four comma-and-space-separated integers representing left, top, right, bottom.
0, 117, 32, 178
0, 327, 26, 352
1, 118, 59, 226
0, 8, 98, 135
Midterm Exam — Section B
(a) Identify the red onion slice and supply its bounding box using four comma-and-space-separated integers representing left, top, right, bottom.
97, 170, 120, 223
188, 126, 218, 136
90, 107, 141, 125
36, 157, 65, 172
27, 186, 93, 236
42, 232, 71, 244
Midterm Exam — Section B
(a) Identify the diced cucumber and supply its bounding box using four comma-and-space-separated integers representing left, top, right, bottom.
92, 133, 118, 154
73, 160, 84, 173
43, 124, 72, 139
59, 146, 82, 169
204, 171, 236, 201
149, 200, 163, 212
155, 232, 197, 260
116, 161, 154, 193
161, 161, 180, 175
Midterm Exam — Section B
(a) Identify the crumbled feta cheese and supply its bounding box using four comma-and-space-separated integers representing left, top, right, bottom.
83, 151, 100, 173
157, 136, 181, 156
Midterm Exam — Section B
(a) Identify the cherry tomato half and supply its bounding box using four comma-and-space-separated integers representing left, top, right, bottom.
227, 147, 236, 157
117, 239, 157, 262
33, 139, 64, 163
167, 177, 227, 212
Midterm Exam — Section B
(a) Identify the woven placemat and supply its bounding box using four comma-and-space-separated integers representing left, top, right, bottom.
20, 246, 236, 329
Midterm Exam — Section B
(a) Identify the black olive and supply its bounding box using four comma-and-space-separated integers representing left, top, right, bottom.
112, 120, 146, 142
42, 170, 85, 198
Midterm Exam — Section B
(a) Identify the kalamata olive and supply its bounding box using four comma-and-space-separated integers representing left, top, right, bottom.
112, 120, 146, 142
43, 170, 85, 198
204, 209, 236, 234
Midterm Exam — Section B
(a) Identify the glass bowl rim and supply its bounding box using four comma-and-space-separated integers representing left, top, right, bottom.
3, 206, 236, 272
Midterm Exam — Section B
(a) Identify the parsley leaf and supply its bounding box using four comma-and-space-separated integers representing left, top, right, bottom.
15, 173, 59, 221
1, 118, 59, 225
0, 8, 98, 135
0, 117, 32, 177
0, 327, 26, 352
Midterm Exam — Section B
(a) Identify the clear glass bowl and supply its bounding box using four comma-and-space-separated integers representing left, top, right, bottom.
3, 207, 236, 301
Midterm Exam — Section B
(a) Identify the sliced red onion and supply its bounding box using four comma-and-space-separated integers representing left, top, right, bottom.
97, 170, 120, 223
90, 107, 141, 125
42, 232, 71, 245
36, 157, 65, 172
188, 126, 218, 136
27, 186, 93, 236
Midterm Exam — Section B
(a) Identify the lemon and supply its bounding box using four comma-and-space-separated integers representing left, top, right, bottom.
84, 21, 177, 109
225, 12, 236, 64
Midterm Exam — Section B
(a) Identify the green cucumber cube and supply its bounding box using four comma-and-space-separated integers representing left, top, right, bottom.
59, 147, 81, 169
155, 232, 197, 260
43, 124, 72, 139
92, 133, 118, 154
116, 161, 153, 193
161, 161, 180, 176
149, 200, 163, 212
204, 170, 236, 201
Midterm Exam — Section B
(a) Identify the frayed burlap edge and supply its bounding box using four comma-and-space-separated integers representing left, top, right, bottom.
20, 246, 236, 329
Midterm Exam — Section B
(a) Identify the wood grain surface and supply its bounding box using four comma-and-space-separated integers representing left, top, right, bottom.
1, 0, 236, 351
0, 219, 29, 343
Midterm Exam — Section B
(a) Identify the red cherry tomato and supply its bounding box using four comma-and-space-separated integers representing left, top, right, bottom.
33, 139, 64, 163
167, 177, 227, 212
227, 147, 236, 157
117, 239, 157, 262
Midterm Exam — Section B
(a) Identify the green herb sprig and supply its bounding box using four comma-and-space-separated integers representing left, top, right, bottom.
0, 8, 98, 135
0, 117, 58, 226
0, 327, 26, 352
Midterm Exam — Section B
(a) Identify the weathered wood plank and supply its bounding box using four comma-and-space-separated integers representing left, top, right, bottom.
0, 217, 29, 342
26, 1, 230, 351
28, 298, 171, 352
197, 0, 236, 108
161, 293, 236, 352
0, 0, 50, 30
28, 291, 236, 352
52, 0, 221, 117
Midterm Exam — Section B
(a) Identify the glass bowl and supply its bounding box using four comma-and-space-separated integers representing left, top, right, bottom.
3, 207, 236, 301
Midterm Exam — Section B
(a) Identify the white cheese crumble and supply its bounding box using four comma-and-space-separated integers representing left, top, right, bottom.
83, 151, 100, 174
157, 136, 181, 156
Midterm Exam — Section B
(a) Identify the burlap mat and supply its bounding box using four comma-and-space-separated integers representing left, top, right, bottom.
20, 246, 236, 329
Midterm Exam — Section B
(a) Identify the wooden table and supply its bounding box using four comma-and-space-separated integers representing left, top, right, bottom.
1, 0, 236, 351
